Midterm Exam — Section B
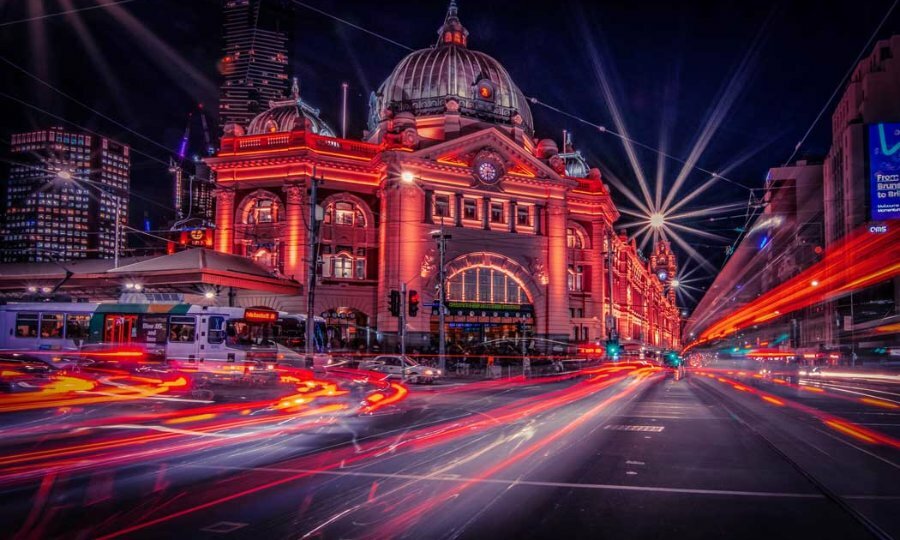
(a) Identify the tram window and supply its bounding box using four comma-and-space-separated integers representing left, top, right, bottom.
15, 313, 39, 338
208, 316, 226, 344
65, 314, 91, 340
40, 313, 64, 338
168, 316, 196, 343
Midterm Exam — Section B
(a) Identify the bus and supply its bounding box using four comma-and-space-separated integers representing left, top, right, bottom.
0, 302, 280, 382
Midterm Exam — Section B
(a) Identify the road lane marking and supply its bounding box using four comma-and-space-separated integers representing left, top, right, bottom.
183, 464, 827, 499
604, 425, 665, 432
200, 521, 248, 533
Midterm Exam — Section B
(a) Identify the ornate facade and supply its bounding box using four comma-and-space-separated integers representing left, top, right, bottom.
207, 2, 681, 352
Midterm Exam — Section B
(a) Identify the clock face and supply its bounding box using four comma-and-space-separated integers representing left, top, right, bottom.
657, 270, 668, 282
477, 161, 499, 184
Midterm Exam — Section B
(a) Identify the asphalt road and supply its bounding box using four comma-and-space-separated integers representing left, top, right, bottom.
1, 364, 898, 539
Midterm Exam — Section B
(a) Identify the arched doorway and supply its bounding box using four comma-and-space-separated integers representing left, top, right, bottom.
320, 307, 370, 351
438, 255, 537, 350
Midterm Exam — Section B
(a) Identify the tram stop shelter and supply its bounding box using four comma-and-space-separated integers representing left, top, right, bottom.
0, 248, 300, 303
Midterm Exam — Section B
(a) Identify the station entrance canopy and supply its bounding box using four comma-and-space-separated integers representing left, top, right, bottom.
0, 248, 300, 301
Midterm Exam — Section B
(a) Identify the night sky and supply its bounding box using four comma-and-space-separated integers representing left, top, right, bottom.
2, 0, 898, 308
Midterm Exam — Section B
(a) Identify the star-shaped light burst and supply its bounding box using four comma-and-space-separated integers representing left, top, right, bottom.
577, 16, 774, 274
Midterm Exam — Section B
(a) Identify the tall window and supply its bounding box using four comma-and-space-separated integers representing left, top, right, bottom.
434, 194, 452, 219
333, 253, 353, 278
516, 205, 530, 227
446, 266, 528, 304
463, 199, 478, 220
490, 202, 504, 224
568, 265, 583, 291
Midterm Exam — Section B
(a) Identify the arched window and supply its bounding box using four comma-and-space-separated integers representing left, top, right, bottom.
566, 227, 585, 249
324, 200, 366, 227
446, 266, 530, 304
244, 196, 281, 224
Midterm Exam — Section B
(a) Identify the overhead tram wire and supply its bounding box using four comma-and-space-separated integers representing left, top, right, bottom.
0, 55, 175, 155
290, 1, 414, 52
0, 0, 140, 28
782, 0, 898, 166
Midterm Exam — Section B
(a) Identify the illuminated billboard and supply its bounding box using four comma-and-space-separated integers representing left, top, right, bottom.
869, 123, 900, 221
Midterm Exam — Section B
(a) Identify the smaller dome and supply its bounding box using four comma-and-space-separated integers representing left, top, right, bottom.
247, 77, 336, 137
559, 150, 590, 178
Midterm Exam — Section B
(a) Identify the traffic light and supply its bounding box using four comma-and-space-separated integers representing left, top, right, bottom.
408, 290, 420, 317
389, 290, 400, 317
605, 338, 620, 359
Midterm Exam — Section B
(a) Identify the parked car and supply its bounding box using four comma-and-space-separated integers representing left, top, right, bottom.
359, 355, 441, 384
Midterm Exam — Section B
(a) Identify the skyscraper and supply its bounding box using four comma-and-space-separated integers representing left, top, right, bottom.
218, 0, 292, 134
3, 127, 130, 263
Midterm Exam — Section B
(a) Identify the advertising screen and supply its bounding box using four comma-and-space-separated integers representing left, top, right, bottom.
869, 123, 900, 221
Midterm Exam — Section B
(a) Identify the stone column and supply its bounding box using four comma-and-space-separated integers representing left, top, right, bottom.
282, 182, 305, 281
545, 198, 569, 341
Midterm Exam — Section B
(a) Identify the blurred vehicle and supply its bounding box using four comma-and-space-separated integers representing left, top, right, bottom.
0, 302, 280, 378
273, 314, 332, 370
0, 353, 54, 392
359, 355, 441, 384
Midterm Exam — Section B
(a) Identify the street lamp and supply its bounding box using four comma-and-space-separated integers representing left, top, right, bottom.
400, 170, 415, 184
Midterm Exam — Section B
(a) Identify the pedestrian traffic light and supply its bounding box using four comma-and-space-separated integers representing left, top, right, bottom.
389, 290, 400, 317
408, 290, 419, 317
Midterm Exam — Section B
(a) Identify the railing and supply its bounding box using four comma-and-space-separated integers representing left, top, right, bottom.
220, 130, 381, 159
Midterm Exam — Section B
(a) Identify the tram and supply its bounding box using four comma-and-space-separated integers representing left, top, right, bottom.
0, 302, 280, 381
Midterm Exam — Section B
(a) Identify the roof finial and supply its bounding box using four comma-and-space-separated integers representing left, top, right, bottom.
447, 0, 458, 19
436, 0, 468, 47
291, 76, 300, 100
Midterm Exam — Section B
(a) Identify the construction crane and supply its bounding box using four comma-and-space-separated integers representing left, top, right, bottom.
171, 103, 215, 230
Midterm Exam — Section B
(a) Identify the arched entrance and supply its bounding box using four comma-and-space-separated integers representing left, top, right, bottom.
320, 307, 370, 351
436, 253, 538, 349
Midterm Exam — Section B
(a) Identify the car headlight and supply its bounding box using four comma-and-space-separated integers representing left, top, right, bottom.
436, 370, 442, 376
424, 370, 434, 376
266, 364, 275, 370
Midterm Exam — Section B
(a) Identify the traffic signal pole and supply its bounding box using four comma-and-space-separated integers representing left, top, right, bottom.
306, 169, 320, 366
433, 218, 450, 375
400, 282, 407, 356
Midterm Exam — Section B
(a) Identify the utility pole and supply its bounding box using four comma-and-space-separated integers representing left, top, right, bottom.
306, 167, 321, 367
114, 198, 121, 269
400, 282, 407, 356
432, 218, 451, 374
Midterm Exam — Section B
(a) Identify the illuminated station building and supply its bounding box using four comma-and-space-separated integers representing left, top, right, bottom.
207, 4, 681, 351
